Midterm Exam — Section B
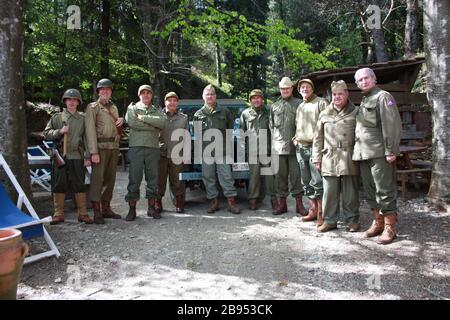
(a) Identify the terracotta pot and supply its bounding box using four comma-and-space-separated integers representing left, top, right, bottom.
0, 229, 29, 300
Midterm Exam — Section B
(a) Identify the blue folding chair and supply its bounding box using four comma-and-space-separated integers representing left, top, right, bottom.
0, 153, 60, 264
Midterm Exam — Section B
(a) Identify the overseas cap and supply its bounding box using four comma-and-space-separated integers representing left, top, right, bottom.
164, 91, 179, 101
138, 85, 153, 96
279, 77, 294, 89
61, 88, 82, 104
249, 89, 264, 101
298, 78, 315, 91
331, 80, 348, 92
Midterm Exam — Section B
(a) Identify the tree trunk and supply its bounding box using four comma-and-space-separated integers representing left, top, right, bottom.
0, 0, 32, 197
216, 44, 222, 87
369, 0, 389, 62
424, 0, 450, 210
100, 0, 111, 78
404, 0, 419, 59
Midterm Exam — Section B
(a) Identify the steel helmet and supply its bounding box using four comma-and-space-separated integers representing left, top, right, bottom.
96, 78, 113, 93
61, 88, 83, 104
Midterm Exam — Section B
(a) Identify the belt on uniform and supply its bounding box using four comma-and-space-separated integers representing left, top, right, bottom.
97, 137, 116, 143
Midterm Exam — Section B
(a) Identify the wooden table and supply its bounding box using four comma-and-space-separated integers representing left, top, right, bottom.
396, 146, 431, 198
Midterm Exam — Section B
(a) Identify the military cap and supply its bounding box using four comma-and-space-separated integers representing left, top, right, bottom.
298, 78, 315, 91
331, 80, 348, 92
138, 84, 153, 96
96, 78, 113, 93
279, 77, 294, 88
249, 89, 264, 101
61, 88, 82, 104
164, 91, 179, 101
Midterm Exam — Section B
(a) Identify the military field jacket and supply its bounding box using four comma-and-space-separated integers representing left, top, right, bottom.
159, 109, 189, 159
352, 87, 402, 161
294, 95, 328, 146
312, 102, 359, 176
269, 96, 300, 155
43, 109, 88, 160
240, 106, 271, 156
125, 101, 167, 149
193, 104, 234, 154
85, 100, 121, 153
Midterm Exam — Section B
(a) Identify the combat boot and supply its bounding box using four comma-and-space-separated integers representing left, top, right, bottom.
92, 201, 104, 224
377, 213, 397, 245
302, 198, 316, 218
296, 196, 306, 216
271, 197, 279, 214
75, 193, 93, 224
148, 198, 160, 218
227, 197, 241, 214
274, 197, 287, 215
101, 201, 122, 219
50, 193, 66, 225
365, 208, 384, 238
155, 199, 163, 214
175, 195, 185, 213
316, 199, 324, 227
249, 199, 257, 211
207, 198, 219, 214
317, 223, 337, 233
126, 200, 137, 221
302, 201, 317, 222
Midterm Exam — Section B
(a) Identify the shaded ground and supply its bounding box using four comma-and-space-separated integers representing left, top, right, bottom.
17, 169, 450, 300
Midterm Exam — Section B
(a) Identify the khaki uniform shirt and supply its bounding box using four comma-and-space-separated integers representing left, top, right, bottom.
294, 95, 328, 146
125, 101, 167, 149
85, 99, 121, 154
159, 109, 189, 160
43, 109, 88, 160
352, 87, 402, 161
240, 105, 271, 156
269, 96, 300, 155
312, 101, 359, 176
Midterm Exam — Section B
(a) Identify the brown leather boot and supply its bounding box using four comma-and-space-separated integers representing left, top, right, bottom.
155, 199, 163, 214
50, 193, 66, 225
249, 199, 257, 210
302, 199, 318, 222
101, 201, 122, 219
75, 193, 93, 224
207, 198, 219, 214
274, 197, 287, 215
126, 200, 137, 221
316, 199, 324, 227
317, 223, 337, 233
227, 197, 241, 214
365, 208, 384, 238
377, 214, 397, 245
148, 198, 160, 219
92, 201, 104, 224
271, 197, 279, 214
176, 195, 185, 213
301, 198, 316, 218
296, 196, 306, 216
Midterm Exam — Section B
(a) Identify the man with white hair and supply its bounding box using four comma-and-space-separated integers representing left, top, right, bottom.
353, 68, 402, 245
269, 77, 305, 215
193, 84, 241, 214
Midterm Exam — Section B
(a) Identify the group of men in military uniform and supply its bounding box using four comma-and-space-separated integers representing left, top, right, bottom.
46, 66, 401, 245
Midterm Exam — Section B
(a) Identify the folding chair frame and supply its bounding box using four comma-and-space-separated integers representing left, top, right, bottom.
0, 153, 60, 264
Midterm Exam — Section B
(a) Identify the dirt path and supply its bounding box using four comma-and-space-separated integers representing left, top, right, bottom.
18, 170, 450, 300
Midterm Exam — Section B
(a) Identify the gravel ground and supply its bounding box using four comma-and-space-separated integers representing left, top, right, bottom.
17, 170, 450, 300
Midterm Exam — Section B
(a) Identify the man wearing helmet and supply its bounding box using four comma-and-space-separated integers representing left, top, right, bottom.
85, 79, 124, 224
43, 89, 93, 225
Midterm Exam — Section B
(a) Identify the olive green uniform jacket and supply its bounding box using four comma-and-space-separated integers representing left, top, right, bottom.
294, 95, 328, 145
125, 101, 167, 149
352, 87, 402, 161
269, 96, 300, 155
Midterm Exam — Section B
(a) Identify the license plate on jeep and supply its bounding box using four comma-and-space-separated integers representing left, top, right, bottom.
232, 162, 249, 171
